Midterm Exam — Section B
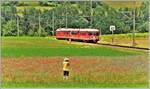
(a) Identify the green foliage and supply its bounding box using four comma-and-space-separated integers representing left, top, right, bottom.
40, 27, 48, 37
1, 1, 148, 36
27, 29, 34, 36
2, 20, 17, 36
137, 21, 148, 32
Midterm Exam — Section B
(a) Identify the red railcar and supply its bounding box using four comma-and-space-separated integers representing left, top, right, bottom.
56, 28, 100, 43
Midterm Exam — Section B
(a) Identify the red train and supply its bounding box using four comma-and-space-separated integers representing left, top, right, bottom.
56, 28, 100, 43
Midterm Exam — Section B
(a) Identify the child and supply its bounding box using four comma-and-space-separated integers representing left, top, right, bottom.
63, 57, 70, 79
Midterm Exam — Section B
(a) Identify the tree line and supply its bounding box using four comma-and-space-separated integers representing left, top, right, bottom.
1, 1, 149, 37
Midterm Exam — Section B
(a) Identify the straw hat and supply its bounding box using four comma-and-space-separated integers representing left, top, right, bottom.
64, 57, 69, 61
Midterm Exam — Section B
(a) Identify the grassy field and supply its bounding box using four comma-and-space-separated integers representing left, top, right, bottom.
2, 37, 148, 88
2, 37, 144, 57
100, 33, 148, 48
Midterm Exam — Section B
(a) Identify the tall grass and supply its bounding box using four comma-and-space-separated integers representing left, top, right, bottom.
2, 56, 148, 87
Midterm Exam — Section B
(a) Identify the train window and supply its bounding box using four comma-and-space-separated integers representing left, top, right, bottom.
91, 32, 99, 36
88, 32, 92, 35
80, 32, 86, 35
71, 31, 78, 35
96, 32, 99, 35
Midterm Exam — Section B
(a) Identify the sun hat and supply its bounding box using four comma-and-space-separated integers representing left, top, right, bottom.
64, 57, 69, 61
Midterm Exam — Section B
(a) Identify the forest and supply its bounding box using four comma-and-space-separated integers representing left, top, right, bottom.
1, 1, 149, 36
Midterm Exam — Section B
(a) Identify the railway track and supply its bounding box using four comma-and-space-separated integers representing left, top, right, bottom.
60, 39, 149, 51
70, 41, 149, 51
96, 43, 149, 51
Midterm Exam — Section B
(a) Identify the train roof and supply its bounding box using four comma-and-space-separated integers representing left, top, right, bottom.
56, 28, 99, 32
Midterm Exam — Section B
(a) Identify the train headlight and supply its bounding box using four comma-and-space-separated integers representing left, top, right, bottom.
93, 36, 96, 39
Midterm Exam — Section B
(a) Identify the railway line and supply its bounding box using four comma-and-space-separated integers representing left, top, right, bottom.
71, 41, 149, 51
96, 43, 149, 51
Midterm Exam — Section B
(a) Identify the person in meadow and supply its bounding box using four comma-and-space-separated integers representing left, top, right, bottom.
63, 57, 70, 79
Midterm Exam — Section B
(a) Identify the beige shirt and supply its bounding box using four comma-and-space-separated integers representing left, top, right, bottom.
63, 61, 70, 71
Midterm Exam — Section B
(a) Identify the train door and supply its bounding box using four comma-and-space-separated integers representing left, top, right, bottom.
64, 31, 70, 38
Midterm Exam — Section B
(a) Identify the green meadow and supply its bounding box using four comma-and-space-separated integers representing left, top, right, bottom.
2, 37, 145, 57
2, 37, 148, 88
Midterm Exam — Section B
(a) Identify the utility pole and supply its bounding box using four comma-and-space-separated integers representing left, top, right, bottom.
16, 15, 19, 37
149, 0, 150, 50
110, 26, 115, 44
65, 1, 68, 28
111, 30, 114, 44
52, 11, 55, 36
90, 0, 92, 28
120, 9, 136, 46
132, 1, 136, 46
38, 10, 41, 37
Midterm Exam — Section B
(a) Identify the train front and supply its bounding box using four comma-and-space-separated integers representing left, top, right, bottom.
87, 29, 100, 43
